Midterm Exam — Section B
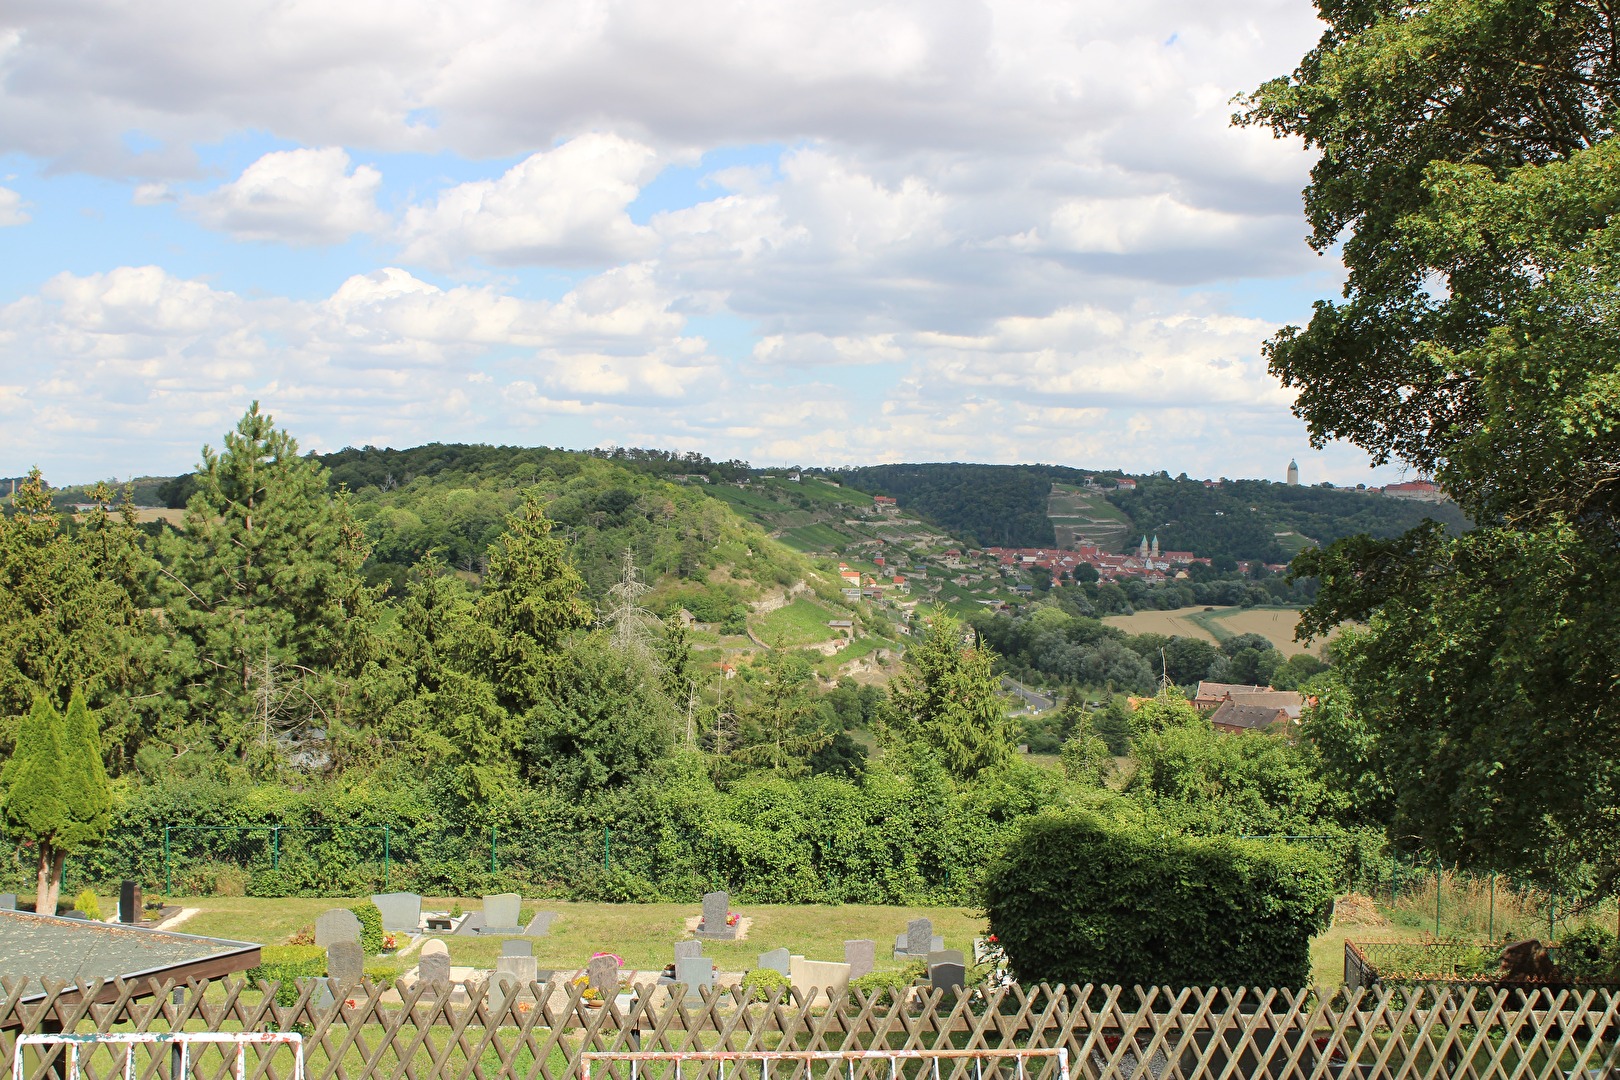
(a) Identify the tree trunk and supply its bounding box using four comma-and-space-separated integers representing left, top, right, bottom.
34, 843, 57, 915
48, 849, 66, 914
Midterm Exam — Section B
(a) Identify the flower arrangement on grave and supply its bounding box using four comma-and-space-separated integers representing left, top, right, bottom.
572, 976, 604, 1005
726, 912, 738, 926
382, 933, 398, 951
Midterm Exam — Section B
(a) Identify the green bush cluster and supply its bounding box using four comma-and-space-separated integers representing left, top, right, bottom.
739, 968, 789, 1002
72, 889, 101, 921
247, 945, 327, 1006
350, 901, 384, 955
850, 966, 920, 1007
985, 812, 1335, 989
1555, 925, 1620, 983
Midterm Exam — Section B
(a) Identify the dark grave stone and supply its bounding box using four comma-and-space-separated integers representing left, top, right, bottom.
119, 881, 142, 925
695, 890, 737, 940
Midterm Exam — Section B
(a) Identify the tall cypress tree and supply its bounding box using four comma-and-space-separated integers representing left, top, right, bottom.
0, 693, 109, 914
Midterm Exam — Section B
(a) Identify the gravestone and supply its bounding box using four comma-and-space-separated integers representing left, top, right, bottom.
587, 954, 620, 997
928, 951, 965, 995
788, 957, 852, 1006
371, 892, 422, 934
695, 891, 737, 940
119, 881, 142, 924
483, 893, 522, 934
759, 948, 790, 975
525, 911, 557, 936
417, 939, 451, 988
495, 952, 539, 987
844, 939, 875, 981
501, 939, 533, 957
906, 918, 932, 957
673, 940, 703, 961
674, 957, 714, 1002
0, 893, 16, 911
61, 910, 86, 920
327, 940, 365, 991
453, 911, 486, 936
315, 908, 362, 948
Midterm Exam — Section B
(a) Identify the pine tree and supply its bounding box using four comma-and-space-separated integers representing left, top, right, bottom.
888, 614, 1012, 779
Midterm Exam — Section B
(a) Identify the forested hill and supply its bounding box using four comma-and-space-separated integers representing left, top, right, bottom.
833, 464, 1091, 547
832, 463, 1471, 561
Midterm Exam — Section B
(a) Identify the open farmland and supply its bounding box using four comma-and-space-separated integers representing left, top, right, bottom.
1103, 605, 1337, 656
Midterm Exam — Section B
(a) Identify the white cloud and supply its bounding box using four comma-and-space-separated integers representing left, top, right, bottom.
398, 134, 660, 267
187, 147, 386, 245
0, 187, 30, 226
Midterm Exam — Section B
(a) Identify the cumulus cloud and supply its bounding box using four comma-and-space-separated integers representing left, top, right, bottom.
397, 134, 661, 267
0, 187, 30, 226
187, 147, 386, 244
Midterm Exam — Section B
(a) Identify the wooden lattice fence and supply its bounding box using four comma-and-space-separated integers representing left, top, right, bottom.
5, 979, 1619, 1080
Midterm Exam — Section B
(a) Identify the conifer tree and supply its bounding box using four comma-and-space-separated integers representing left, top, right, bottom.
888, 614, 1012, 779
0, 693, 111, 914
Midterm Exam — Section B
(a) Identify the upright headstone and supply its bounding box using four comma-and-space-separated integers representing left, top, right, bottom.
315, 908, 362, 948
119, 881, 142, 924
905, 918, 933, 957
674, 957, 714, 1002
327, 940, 365, 992
524, 911, 557, 936
494, 953, 539, 987
483, 893, 522, 934
759, 948, 791, 975
417, 939, 451, 988
371, 892, 422, 934
845, 939, 876, 981
928, 953, 965, 995
673, 940, 703, 961
788, 957, 852, 1006
587, 954, 621, 997
501, 939, 533, 957
696, 891, 737, 939
0, 893, 16, 911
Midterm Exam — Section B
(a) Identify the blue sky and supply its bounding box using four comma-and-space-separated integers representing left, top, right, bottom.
0, 0, 1410, 488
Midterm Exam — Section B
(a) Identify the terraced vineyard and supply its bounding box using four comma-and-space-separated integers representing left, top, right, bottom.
1047, 483, 1133, 551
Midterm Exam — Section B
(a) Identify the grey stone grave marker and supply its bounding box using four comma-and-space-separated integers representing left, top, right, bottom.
695, 890, 736, 939
906, 918, 932, 957
0, 893, 17, 911
928, 957, 966, 995
844, 939, 875, 981
758, 948, 790, 975
418, 939, 451, 988
587, 954, 620, 997
501, 939, 533, 957
315, 908, 362, 948
327, 940, 365, 992
483, 893, 522, 934
674, 957, 714, 1002
371, 892, 422, 934
674, 940, 703, 961
495, 953, 539, 987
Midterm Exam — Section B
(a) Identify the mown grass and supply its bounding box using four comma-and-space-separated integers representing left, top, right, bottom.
753, 598, 844, 647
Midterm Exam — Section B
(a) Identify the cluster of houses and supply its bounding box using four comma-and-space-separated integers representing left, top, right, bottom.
1191, 681, 1309, 732
988, 536, 1206, 585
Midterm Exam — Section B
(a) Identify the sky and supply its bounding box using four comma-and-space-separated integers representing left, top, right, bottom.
0, 0, 1404, 487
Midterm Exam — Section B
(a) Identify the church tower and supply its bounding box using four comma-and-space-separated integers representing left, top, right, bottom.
1138, 535, 1149, 559
1151, 535, 1159, 558
1287, 458, 1300, 486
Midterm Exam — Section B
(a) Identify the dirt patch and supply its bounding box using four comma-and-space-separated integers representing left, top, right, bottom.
1332, 893, 1389, 929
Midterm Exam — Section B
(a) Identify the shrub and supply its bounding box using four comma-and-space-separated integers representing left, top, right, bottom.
984, 811, 1335, 989
1555, 924, 1620, 982
73, 889, 101, 921
247, 945, 326, 1006
740, 968, 789, 1003
349, 901, 384, 956
363, 959, 406, 988
851, 967, 919, 1007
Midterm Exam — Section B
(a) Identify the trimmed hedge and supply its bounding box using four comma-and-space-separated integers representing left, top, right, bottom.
984, 812, 1334, 989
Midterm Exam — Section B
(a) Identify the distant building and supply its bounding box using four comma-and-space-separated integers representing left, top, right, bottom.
1287, 459, 1300, 486
1380, 479, 1446, 502
1210, 700, 1292, 733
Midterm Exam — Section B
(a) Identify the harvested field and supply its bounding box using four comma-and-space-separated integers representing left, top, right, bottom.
1103, 605, 1338, 656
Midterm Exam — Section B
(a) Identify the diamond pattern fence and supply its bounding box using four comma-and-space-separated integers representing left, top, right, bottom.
5, 978, 1619, 1080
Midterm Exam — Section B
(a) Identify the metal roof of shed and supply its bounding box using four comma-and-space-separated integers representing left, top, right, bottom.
0, 909, 260, 1005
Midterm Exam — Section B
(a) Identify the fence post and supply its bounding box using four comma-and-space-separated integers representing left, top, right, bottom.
383, 825, 390, 890
605, 827, 611, 872
1488, 874, 1495, 940
164, 826, 172, 896
1435, 861, 1441, 939
492, 824, 498, 875
272, 826, 280, 871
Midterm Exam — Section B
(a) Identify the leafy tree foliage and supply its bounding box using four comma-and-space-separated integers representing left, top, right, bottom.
1242, 0, 1620, 888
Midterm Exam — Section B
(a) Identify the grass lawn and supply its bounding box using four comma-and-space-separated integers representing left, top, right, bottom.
167, 897, 986, 974
753, 597, 844, 647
